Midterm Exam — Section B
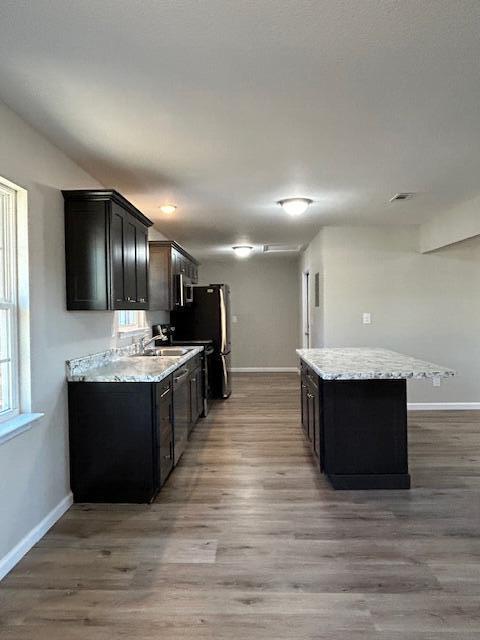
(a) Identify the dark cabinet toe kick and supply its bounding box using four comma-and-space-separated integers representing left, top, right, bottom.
327, 473, 411, 490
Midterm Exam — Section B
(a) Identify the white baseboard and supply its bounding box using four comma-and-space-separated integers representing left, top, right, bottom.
0, 492, 73, 581
231, 367, 298, 373
408, 402, 480, 411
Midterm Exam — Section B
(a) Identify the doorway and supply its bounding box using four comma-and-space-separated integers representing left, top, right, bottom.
302, 270, 310, 348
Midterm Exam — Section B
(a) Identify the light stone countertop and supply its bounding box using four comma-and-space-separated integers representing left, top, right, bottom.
297, 348, 455, 381
67, 346, 204, 383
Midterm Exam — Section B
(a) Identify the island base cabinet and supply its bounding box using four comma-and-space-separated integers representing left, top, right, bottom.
300, 363, 323, 470
323, 379, 410, 490
299, 364, 411, 490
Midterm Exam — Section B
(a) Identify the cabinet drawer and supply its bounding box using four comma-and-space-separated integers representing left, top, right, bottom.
158, 434, 174, 486
156, 377, 172, 402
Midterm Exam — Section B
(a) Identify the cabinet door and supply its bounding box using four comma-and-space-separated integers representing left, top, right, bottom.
65, 201, 109, 310
148, 244, 172, 311
307, 373, 322, 468
156, 381, 174, 487
68, 382, 155, 503
300, 369, 309, 435
110, 203, 126, 307
195, 367, 203, 420
124, 217, 137, 304
136, 225, 149, 307
173, 369, 190, 465
189, 371, 196, 435
189, 364, 202, 434
171, 249, 181, 309
308, 383, 318, 457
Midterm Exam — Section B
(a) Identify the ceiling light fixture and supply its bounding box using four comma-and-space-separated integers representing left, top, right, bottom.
232, 245, 253, 258
159, 204, 177, 214
277, 197, 313, 216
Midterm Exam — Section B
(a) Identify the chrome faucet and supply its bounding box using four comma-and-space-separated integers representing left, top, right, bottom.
140, 330, 168, 354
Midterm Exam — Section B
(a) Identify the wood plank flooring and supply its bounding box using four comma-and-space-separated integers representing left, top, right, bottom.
1, 372, 480, 639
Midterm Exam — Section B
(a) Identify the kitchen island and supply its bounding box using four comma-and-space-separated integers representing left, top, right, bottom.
297, 348, 454, 490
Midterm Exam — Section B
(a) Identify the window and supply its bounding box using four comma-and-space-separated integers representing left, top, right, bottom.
116, 310, 146, 334
0, 176, 42, 446
0, 182, 19, 421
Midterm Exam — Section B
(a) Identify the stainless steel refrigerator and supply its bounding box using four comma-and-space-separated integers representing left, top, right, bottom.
171, 284, 231, 399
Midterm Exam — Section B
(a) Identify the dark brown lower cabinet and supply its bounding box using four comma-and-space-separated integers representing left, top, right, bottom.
68, 362, 202, 503
173, 367, 190, 466
189, 361, 203, 435
300, 362, 323, 470
299, 361, 410, 490
156, 378, 174, 487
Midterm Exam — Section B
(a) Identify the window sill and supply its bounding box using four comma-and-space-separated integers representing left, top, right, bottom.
117, 328, 147, 338
0, 412, 44, 446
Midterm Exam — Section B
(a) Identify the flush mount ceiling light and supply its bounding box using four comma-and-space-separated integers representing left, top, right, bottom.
159, 204, 177, 214
232, 245, 253, 258
277, 197, 313, 216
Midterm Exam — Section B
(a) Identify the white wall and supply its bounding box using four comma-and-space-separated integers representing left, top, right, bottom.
0, 100, 167, 573
420, 194, 480, 253
200, 255, 299, 369
301, 226, 480, 403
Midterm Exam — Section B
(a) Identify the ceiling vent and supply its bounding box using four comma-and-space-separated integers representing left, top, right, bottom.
389, 193, 415, 202
263, 243, 302, 253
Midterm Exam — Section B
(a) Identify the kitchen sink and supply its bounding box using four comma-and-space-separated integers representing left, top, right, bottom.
132, 347, 193, 357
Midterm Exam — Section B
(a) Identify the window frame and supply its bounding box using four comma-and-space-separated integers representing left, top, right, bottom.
0, 182, 20, 423
116, 309, 147, 336
0, 175, 43, 447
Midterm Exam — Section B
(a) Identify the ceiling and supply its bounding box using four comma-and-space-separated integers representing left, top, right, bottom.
1, 1, 480, 257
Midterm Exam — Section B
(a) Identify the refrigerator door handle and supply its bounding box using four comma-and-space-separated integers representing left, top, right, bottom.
219, 287, 227, 353
221, 354, 229, 399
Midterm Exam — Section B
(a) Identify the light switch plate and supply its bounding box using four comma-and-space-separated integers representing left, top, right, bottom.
362, 312, 371, 325
232, 315, 238, 323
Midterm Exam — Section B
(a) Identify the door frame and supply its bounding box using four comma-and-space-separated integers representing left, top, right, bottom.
302, 270, 311, 348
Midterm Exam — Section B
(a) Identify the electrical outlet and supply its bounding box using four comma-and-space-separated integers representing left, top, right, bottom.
362, 312, 371, 325
433, 376, 441, 387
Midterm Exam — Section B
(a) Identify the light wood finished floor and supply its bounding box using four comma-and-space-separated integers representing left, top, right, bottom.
1, 373, 480, 639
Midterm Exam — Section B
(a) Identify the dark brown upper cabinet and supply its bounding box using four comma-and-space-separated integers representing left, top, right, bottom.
149, 241, 199, 311
63, 190, 153, 310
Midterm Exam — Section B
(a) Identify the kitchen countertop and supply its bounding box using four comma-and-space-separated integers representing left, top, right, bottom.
297, 347, 455, 381
67, 346, 204, 383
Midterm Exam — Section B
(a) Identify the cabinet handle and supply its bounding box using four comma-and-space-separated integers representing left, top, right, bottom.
174, 369, 189, 382
159, 386, 171, 399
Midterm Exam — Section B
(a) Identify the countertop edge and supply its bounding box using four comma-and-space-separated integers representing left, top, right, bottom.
67, 346, 204, 383
297, 349, 455, 381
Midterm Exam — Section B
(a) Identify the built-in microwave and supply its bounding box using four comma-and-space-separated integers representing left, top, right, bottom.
175, 273, 194, 308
